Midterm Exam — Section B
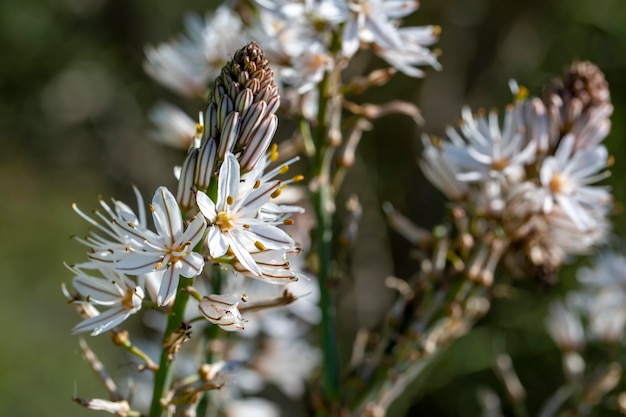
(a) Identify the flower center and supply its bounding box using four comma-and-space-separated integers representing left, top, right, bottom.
549, 174, 567, 194
490, 157, 509, 171
215, 211, 236, 232
121, 287, 143, 310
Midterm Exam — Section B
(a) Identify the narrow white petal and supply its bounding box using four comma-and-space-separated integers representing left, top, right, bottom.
152, 187, 184, 242
157, 267, 180, 306
116, 254, 164, 274
248, 225, 295, 249
71, 307, 130, 336
229, 234, 262, 276
208, 226, 229, 258
180, 215, 207, 247
217, 153, 240, 210
196, 191, 217, 221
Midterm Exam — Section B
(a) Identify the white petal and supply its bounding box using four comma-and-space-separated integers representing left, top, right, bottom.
116, 254, 164, 274
180, 215, 207, 247
248, 224, 296, 249
217, 153, 240, 210
71, 307, 130, 336
73, 276, 123, 304
196, 191, 217, 221
152, 186, 184, 242
229, 234, 263, 276
157, 266, 180, 306
207, 226, 229, 258
177, 252, 205, 278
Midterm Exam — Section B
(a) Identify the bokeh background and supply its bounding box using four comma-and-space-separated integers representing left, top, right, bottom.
2, 0, 626, 415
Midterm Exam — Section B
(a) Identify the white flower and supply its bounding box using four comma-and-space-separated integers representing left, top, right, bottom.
224, 397, 279, 417
372, 25, 441, 77
68, 265, 144, 336
72, 186, 148, 267
419, 134, 469, 200
114, 186, 206, 306
545, 301, 584, 351
196, 153, 296, 277
144, 6, 246, 97
539, 134, 611, 231
199, 294, 247, 331
148, 101, 198, 150
569, 251, 626, 343
343, 0, 419, 57
442, 105, 536, 183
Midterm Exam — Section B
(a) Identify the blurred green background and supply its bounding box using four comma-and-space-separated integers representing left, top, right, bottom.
2, 0, 626, 416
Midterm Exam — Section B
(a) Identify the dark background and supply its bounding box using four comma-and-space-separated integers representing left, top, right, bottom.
1, 0, 625, 415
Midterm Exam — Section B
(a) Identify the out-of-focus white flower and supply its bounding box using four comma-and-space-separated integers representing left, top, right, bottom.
114, 186, 206, 306
569, 251, 626, 343
539, 134, 611, 231
373, 25, 442, 77
279, 41, 334, 93
148, 101, 198, 149
144, 6, 246, 98
68, 265, 144, 336
240, 337, 320, 398
442, 106, 536, 184
224, 397, 279, 417
196, 153, 296, 277
199, 294, 247, 331
419, 135, 469, 200
545, 301, 584, 351
342, 0, 418, 57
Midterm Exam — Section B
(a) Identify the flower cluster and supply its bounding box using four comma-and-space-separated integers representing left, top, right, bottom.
66, 43, 304, 336
145, 1, 440, 128
420, 62, 613, 282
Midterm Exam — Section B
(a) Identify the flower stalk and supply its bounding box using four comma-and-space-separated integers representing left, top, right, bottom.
149, 276, 195, 417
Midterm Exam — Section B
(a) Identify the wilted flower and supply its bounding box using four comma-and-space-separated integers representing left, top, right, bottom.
199, 293, 247, 331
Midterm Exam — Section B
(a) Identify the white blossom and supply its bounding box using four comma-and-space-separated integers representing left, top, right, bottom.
114, 186, 206, 306
197, 153, 296, 277
539, 134, 611, 231
68, 265, 144, 336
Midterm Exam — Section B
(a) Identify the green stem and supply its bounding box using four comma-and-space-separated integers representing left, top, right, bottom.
311, 63, 341, 407
149, 276, 195, 417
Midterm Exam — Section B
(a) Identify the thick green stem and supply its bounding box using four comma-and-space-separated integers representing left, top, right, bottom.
149, 276, 195, 417
311, 64, 341, 406
313, 171, 340, 403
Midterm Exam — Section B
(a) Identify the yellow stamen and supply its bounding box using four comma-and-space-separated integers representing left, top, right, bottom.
279, 165, 289, 174
226, 195, 234, 205
271, 189, 282, 199
515, 85, 529, 102
283, 219, 295, 225
254, 179, 261, 189
292, 175, 304, 183
254, 241, 266, 251
215, 211, 236, 231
